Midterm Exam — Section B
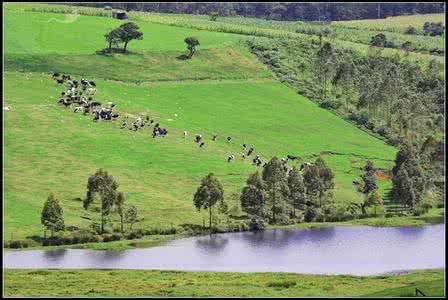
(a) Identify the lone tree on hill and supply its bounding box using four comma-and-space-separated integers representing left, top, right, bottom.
41, 193, 65, 237
184, 37, 200, 58
105, 27, 124, 51
193, 173, 224, 233
119, 22, 143, 52
83, 168, 120, 234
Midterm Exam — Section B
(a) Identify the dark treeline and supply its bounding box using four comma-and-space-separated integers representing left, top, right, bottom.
61, 2, 445, 21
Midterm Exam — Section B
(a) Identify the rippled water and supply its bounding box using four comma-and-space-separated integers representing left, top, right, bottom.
3, 225, 445, 275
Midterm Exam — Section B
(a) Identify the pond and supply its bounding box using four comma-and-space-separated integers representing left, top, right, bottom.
3, 225, 445, 275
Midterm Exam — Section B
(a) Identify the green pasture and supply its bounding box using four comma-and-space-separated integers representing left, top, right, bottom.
4, 70, 395, 239
4, 9, 244, 54
3, 4, 402, 240
3, 269, 444, 297
333, 13, 446, 35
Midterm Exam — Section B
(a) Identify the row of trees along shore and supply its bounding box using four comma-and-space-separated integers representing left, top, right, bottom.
36, 146, 438, 244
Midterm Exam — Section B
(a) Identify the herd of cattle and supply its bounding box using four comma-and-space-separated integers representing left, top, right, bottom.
52, 73, 305, 171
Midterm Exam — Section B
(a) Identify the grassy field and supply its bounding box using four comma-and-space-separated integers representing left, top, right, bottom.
6, 2, 444, 64
333, 13, 446, 35
3, 70, 396, 239
7, 3, 444, 243
3, 269, 444, 297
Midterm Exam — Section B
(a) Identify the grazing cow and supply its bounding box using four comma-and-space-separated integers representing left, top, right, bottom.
212, 134, 218, 141
252, 155, 262, 166
120, 117, 128, 129
287, 155, 299, 161
52, 72, 60, 79
111, 113, 120, 119
227, 136, 232, 143
247, 147, 254, 156
154, 123, 159, 128
183, 131, 188, 139
242, 143, 247, 149
73, 106, 83, 113
227, 154, 235, 163
90, 101, 101, 108
56, 79, 64, 84
89, 81, 96, 87
199, 142, 205, 148
195, 134, 202, 143
150, 119, 154, 124
241, 152, 246, 159
62, 99, 71, 108
93, 110, 100, 121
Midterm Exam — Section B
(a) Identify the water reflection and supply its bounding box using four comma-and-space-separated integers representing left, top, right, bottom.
43, 249, 67, 262
195, 235, 229, 255
3, 225, 444, 275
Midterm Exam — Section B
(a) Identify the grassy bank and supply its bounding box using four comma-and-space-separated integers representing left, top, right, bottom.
3, 268, 444, 297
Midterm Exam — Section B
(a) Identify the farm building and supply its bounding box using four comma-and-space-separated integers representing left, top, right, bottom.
112, 10, 128, 19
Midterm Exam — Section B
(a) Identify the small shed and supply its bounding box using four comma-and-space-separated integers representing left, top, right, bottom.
112, 10, 128, 20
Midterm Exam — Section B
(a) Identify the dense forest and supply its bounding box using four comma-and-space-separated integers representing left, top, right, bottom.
65, 2, 445, 22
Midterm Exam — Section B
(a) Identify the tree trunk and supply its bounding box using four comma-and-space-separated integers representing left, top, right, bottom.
120, 214, 124, 233
108, 41, 112, 51
209, 205, 212, 235
272, 184, 276, 224
123, 41, 129, 53
101, 204, 104, 234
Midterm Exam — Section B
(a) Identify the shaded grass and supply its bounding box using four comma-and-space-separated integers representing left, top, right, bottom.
4, 46, 271, 82
3, 269, 444, 297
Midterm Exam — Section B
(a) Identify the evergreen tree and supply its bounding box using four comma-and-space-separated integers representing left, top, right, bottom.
125, 205, 138, 230
83, 168, 119, 234
287, 167, 306, 217
392, 143, 427, 210
262, 157, 289, 224
116, 192, 125, 233
41, 193, 65, 237
240, 171, 265, 217
193, 173, 224, 233
315, 157, 335, 208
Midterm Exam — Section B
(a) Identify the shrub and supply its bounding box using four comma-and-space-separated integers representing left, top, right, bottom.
267, 281, 297, 288
102, 234, 113, 242
126, 230, 143, 240
404, 26, 417, 35
104, 233, 121, 242
249, 217, 266, 231
319, 100, 340, 110
9, 240, 22, 249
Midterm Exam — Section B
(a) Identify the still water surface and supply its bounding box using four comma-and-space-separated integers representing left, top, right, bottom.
3, 225, 445, 275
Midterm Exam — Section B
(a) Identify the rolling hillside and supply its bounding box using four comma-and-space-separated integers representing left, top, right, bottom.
3, 3, 397, 239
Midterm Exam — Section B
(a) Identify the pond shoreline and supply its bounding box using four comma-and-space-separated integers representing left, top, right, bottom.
3, 208, 444, 252
4, 225, 444, 275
